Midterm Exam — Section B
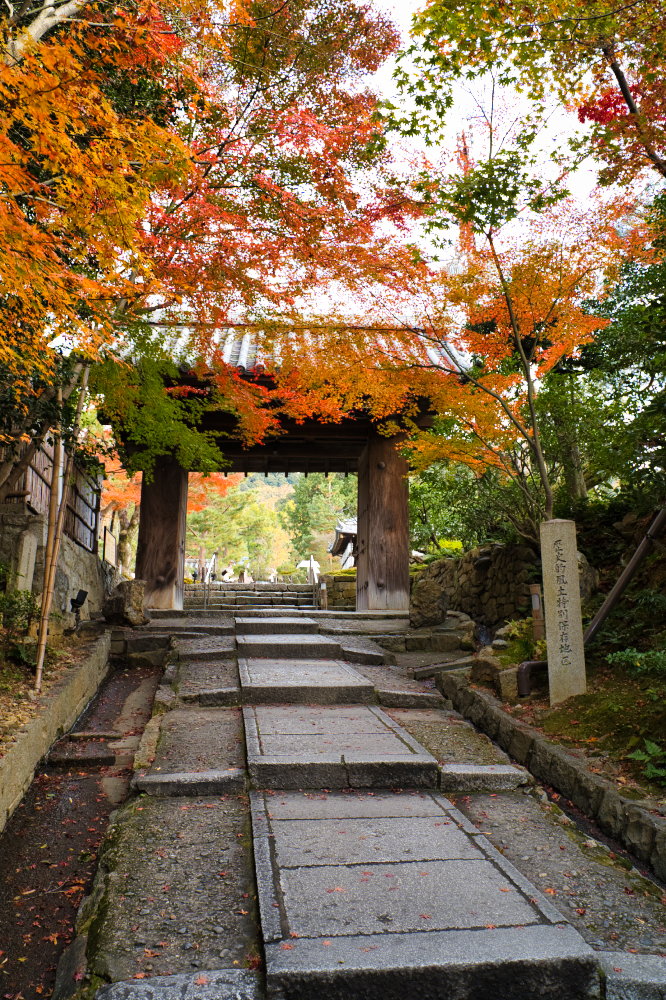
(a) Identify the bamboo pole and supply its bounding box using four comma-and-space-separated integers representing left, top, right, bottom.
36, 390, 63, 656
34, 367, 90, 693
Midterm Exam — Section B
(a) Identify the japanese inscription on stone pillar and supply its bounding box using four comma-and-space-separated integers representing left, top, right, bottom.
540, 519, 586, 706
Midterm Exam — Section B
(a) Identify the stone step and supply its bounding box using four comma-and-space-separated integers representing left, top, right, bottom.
243, 704, 439, 789
176, 636, 236, 661
177, 661, 240, 705
235, 616, 319, 635
239, 658, 374, 705
252, 789, 597, 1000
141, 618, 235, 636
184, 583, 313, 592
232, 608, 406, 620
236, 633, 343, 659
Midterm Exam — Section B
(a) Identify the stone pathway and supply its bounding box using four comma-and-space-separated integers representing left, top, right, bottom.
57, 609, 666, 1000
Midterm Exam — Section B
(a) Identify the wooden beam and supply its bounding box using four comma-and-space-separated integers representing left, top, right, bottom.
356, 432, 410, 611
135, 458, 188, 609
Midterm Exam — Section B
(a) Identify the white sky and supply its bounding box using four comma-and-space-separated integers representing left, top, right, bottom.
367, 0, 598, 211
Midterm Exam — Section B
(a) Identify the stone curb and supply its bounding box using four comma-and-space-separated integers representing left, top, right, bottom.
439, 763, 532, 793
93, 968, 262, 998
131, 767, 247, 796
436, 671, 666, 882
597, 950, 666, 998
0, 633, 111, 834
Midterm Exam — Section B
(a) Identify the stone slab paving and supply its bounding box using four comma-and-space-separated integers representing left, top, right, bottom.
243, 705, 439, 788
598, 952, 666, 999
235, 617, 319, 634
239, 658, 374, 704
178, 636, 237, 661
177, 661, 240, 705
251, 789, 598, 1000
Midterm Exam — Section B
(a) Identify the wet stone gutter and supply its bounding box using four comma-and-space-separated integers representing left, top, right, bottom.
437, 670, 666, 883
0, 633, 111, 833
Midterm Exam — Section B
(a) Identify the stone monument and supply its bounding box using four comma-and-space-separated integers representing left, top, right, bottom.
540, 519, 586, 706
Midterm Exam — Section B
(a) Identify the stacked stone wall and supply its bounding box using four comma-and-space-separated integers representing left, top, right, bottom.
319, 574, 356, 609
0, 506, 120, 623
413, 543, 541, 627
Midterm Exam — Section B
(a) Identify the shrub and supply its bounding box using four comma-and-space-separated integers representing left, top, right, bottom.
606, 647, 666, 676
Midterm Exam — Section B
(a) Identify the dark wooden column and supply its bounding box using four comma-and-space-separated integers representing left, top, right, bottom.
356, 431, 410, 611
135, 458, 188, 609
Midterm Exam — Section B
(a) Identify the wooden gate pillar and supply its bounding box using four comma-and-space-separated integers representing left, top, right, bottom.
356, 432, 410, 611
135, 458, 188, 609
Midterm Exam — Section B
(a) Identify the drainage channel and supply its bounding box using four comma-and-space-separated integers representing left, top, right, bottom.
0, 662, 161, 1000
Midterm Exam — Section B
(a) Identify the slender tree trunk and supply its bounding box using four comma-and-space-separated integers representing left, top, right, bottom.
117, 505, 140, 575
486, 231, 554, 518
34, 368, 89, 693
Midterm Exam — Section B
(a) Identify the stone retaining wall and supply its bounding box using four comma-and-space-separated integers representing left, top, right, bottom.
413, 543, 540, 626
438, 670, 666, 881
0, 506, 120, 623
0, 633, 111, 833
319, 574, 356, 609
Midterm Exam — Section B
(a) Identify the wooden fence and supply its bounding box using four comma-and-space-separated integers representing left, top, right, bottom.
3, 440, 101, 554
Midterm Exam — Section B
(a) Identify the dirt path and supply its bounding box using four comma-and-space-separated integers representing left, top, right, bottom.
0, 663, 160, 999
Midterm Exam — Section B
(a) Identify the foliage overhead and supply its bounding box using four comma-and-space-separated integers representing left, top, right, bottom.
398, 0, 666, 186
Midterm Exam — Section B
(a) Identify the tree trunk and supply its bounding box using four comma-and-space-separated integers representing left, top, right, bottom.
117, 506, 140, 575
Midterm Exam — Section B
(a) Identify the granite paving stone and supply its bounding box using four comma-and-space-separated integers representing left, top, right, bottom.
244, 705, 438, 788
270, 815, 484, 866
141, 617, 235, 635
351, 664, 446, 708
251, 790, 597, 999
265, 790, 446, 821
264, 925, 598, 1000
236, 634, 342, 658
280, 859, 540, 936
235, 617, 319, 634
238, 658, 374, 704
597, 951, 666, 999
249, 705, 392, 737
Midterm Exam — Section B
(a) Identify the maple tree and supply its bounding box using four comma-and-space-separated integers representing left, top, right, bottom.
399, 0, 666, 187
2, 0, 422, 473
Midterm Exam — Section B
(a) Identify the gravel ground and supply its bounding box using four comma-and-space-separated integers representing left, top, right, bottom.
80, 795, 259, 984
148, 708, 244, 775
175, 662, 239, 699
387, 707, 511, 766
456, 788, 666, 953
319, 619, 410, 634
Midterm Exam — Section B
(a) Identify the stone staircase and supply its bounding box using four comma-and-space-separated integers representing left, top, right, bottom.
56, 608, 666, 999
183, 581, 317, 611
